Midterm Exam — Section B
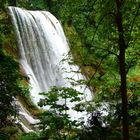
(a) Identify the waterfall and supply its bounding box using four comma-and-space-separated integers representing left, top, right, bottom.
9, 7, 92, 124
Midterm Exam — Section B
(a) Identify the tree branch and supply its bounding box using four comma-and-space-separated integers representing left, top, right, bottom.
127, 3, 140, 46
83, 54, 108, 92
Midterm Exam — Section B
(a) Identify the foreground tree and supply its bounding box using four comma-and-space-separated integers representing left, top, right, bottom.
38, 86, 83, 140
115, 0, 129, 139
96, 1, 139, 139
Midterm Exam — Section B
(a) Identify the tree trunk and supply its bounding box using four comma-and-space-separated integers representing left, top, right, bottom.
115, 0, 129, 140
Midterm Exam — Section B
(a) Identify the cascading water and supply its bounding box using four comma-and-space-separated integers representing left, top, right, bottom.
9, 7, 92, 128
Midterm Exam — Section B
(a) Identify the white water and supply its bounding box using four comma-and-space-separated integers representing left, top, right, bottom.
9, 7, 92, 125
13, 99, 39, 132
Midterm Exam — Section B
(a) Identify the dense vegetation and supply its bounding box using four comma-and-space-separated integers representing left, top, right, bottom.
0, 0, 140, 140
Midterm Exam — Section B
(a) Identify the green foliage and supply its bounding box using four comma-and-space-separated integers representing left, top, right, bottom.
0, 49, 24, 126
20, 132, 40, 140
38, 86, 83, 140
0, 130, 9, 140
38, 86, 82, 107
0, 124, 22, 140
27, 0, 47, 10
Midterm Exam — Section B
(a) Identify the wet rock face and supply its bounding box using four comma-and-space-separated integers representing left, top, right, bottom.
15, 100, 40, 132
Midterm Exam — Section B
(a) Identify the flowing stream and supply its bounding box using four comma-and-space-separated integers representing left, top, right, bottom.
9, 7, 92, 132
